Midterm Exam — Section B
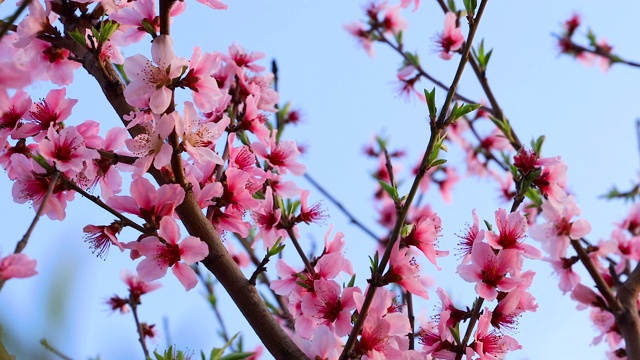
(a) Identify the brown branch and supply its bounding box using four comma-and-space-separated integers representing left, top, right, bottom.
41, 13, 307, 358
617, 262, 640, 359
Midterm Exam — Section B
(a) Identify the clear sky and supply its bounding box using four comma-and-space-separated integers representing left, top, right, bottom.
1, 1, 639, 359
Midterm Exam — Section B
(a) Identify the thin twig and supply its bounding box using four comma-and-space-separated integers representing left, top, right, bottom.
0, 0, 29, 40
303, 173, 380, 242
129, 301, 150, 358
341, 3, 489, 357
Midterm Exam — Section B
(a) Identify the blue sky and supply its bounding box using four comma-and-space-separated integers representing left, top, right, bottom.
1, 1, 639, 359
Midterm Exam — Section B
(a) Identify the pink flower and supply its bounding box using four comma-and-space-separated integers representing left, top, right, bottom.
485, 209, 542, 260
14, 0, 57, 48
381, 6, 407, 34
195, 0, 228, 10
0, 253, 37, 280
0, 89, 31, 148
295, 190, 327, 225
125, 112, 174, 176
107, 176, 185, 228
39, 126, 100, 175
529, 195, 591, 259
400, 0, 420, 11
344, 22, 374, 57
457, 241, 521, 301
83, 222, 125, 259
175, 102, 228, 166
122, 269, 161, 303
299, 279, 359, 336
183, 48, 223, 112
20, 88, 77, 140
472, 308, 522, 359
108, 0, 158, 46
457, 209, 485, 261
403, 213, 448, 270
300, 325, 341, 360
10, 154, 73, 220
252, 187, 287, 249
545, 256, 580, 294
29, 39, 81, 85
435, 12, 465, 60
123, 35, 188, 114
226, 43, 265, 73
384, 243, 432, 299
533, 158, 568, 203
134, 217, 209, 290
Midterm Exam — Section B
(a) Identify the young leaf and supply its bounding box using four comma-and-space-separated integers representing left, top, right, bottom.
68, 28, 87, 47
424, 88, 437, 119
378, 179, 399, 202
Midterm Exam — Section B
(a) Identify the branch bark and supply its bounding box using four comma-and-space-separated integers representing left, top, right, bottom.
45, 18, 308, 359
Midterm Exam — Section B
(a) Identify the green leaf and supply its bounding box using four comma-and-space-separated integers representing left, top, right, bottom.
429, 158, 447, 168
99, 20, 120, 42
141, 18, 157, 37
463, 0, 477, 12
404, 52, 420, 67
401, 224, 414, 237
424, 88, 437, 119
483, 220, 493, 231
449, 102, 482, 123
378, 180, 399, 202
531, 135, 545, 155
68, 28, 87, 47
267, 238, 285, 256
447, 0, 457, 12
347, 274, 356, 288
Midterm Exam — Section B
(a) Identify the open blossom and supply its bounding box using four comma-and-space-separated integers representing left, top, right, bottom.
0, 253, 37, 280
125, 112, 174, 176
457, 209, 485, 261
39, 126, 100, 175
381, 5, 407, 34
299, 278, 360, 337
10, 153, 73, 220
107, 176, 185, 228
83, 222, 125, 259
435, 12, 465, 60
19, 88, 77, 140
384, 243, 432, 299
183, 48, 223, 112
133, 217, 209, 290
529, 195, 591, 259
176, 102, 228, 166
251, 136, 306, 176
471, 308, 522, 359
457, 241, 521, 301
402, 213, 448, 270
0, 89, 31, 148
14, 0, 57, 48
485, 209, 542, 260
123, 35, 188, 114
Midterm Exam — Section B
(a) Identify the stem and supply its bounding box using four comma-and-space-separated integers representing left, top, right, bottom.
406, 291, 415, 350
59, 175, 147, 233
341, 3, 489, 357
285, 227, 316, 276
455, 297, 484, 360
129, 301, 150, 358
570, 239, 620, 312
43, 10, 308, 358
303, 173, 380, 242
0, 0, 29, 40
15, 172, 59, 255
373, 29, 491, 115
